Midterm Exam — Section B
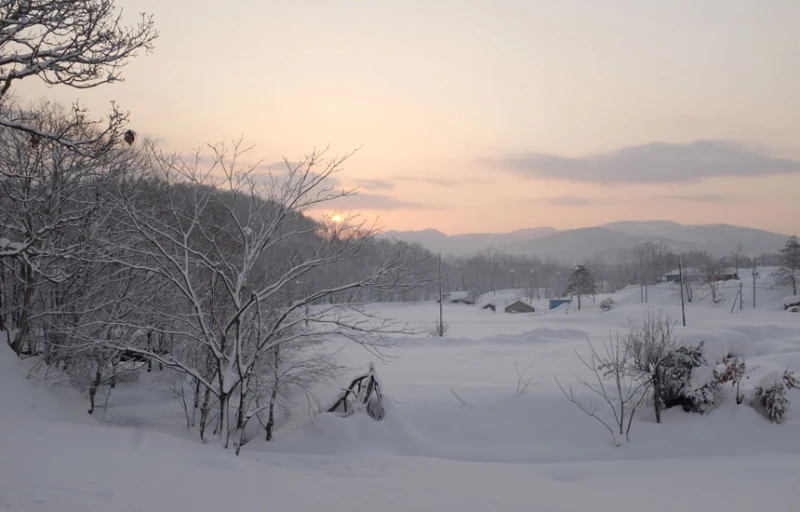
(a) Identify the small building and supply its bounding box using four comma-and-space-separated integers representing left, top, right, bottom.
439, 291, 474, 305
713, 272, 739, 282
505, 300, 535, 314
548, 299, 572, 310
663, 267, 703, 283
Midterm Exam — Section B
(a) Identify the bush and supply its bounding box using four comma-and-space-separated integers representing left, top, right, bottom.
623, 314, 718, 418
426, 318, 450, 337
659, 342, 719, 414
753, 371, 799, 423
718, 357, 756, 404
599, 298, 614, 311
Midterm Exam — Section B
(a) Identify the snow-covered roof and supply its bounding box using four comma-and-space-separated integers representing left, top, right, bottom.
784, 296, 800, 308
447, 291, 470, 301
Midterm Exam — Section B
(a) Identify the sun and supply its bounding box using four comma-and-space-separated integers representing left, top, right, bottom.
330, 214, 343, 223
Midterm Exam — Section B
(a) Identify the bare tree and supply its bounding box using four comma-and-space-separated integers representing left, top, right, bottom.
624, 313, 678, 423
555, 336, 647, 445
98, 141, 422, 450
514, 359, 538, 395
0, 0, 157, 152
0, 103, 144, 354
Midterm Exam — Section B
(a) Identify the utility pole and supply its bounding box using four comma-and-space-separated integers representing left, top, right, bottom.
739, 281, 743, 311
679, 257, 687, 327
438, 253, 444, 337
752, 265, 757, 309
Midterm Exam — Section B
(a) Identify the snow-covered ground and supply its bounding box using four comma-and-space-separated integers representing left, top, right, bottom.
3, 279, 800, 511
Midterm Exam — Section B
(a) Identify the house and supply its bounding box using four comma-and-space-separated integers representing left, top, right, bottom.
504, 300, 535, 314
438, 291, 474, 305
448, 291, 474, 305
663, 267, 703, 283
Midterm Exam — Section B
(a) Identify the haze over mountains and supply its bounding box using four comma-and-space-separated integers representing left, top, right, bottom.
383, 221, 791, 261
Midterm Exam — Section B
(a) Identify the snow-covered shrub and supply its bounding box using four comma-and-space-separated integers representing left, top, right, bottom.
660, 342, 719, 414
426, 318, 450, 337
599, 298, 614, 312
718, 358, 756, 404
326, 362, 385, 421
753, 371, 799, 423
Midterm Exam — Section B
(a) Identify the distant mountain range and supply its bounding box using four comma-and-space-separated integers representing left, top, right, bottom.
382, 221, 791, 261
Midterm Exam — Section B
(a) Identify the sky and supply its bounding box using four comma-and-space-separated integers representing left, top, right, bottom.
19, 0, 800, 235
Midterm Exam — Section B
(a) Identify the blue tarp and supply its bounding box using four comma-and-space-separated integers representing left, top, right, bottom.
548, 299, 572, 310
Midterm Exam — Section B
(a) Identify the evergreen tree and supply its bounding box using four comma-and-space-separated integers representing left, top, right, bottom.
565, 265, 596, 310
775, 236, 800, 295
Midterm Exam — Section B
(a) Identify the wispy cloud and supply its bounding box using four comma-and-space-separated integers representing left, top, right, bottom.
358, 179, 395, 190
491, 140, 800, 184
248, 171, 341, 188
326, 192, 436, 211
546, 195, 591, 207
391, 175, 490, 186
654, 194, 735, 204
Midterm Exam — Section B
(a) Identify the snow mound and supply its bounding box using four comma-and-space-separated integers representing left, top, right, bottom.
784, 296, 800, 309
759, 371, 785, 390
0, 341, 94, 424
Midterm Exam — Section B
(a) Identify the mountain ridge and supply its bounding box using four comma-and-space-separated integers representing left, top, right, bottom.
382, 221, 791, 260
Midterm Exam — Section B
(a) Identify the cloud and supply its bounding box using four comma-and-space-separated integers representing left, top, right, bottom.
358, 179, 395, 190
654, 194, 735, 204
248, 171, 341, 188
546, 195, 591, 207
263, 160, 304, 170
392, 175, 490, 186
326, 192, 435, 211
493, 140, 800, 184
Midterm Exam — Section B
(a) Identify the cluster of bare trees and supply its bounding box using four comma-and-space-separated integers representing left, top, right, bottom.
0, 118, 428, 451
0, 0, 433, 453
435, 251, 576, 300
557, 314, 722, 445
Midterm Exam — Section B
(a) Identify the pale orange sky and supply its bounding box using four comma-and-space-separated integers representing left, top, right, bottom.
19, 0, 800, 235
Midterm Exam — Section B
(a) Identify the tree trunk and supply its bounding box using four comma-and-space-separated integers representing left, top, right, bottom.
110, 358, 119, 389
233, 384, 248, 455
217, 392, 230, 448
265, 385, 278, 442
191, 377, 201, 427
10, 262, 34, 355
198, 386, 212, 441
88, 362, 103, 414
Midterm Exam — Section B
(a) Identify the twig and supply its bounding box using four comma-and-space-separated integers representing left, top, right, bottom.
450, 389, 468, 405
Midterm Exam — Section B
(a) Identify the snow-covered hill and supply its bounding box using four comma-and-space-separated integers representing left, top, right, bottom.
384, 220, 791, 259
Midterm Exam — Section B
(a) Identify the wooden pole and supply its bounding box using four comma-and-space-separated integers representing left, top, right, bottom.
679, 257, 687, 327
438, 253, 444, 337
739, 281, 743, 311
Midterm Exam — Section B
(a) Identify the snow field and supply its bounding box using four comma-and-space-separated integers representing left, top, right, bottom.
3, 279, 800, 511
